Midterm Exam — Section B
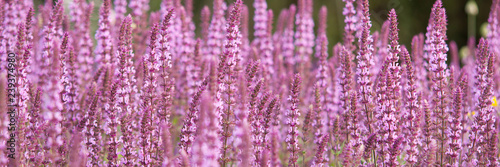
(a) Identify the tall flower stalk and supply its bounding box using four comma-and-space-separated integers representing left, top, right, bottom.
286, 73, 302, 167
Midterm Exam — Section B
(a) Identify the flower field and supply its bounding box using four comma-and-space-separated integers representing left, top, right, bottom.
0, 0, 499, 166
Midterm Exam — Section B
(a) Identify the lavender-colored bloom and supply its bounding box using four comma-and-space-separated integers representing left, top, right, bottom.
38, 1, 63, 91
194, 93, 221, 167
14, 22, 29, 164
401, 46, 421, 165
76, 3, 94, 89
139, 106, 153, 166
26, 88, 42, 165
201, 6, 211, 42
381, 9, 402, 166
106, 82, 119, 166
347, 92, 361, 164
488, 0, 500, 60
363, 133, 377, 162
260, 9, 275, 80
339, 46, 354, 142
179, 79, 209, 155
82, 84, 99, 166
446, 83, 463, 166
342, 0, 358, 52
143, 23, 159, 116
43, 33, 65, 167
261, 97, 277, 149
270, 125, 281, 167
251, 91, 269, 165
374, 21, 390, 75
236, 119, 252, 167
253, 0, 268, 47
240, 5, 250, 62
160, 122, 174, 167
113, 0, 126, 27
282, 5, 296, 67
218, 1, 243, 165
129, 0, 149, 18
180, 9, 197, 99
157, 9, 174, 124
312, 135, 329, 167
95, 0, 113, 66
469, 38, 497, 165
116, 16, 138, 166
421, 99, 436, 165
294, 0, 314, 69
428, 1, 449, 161
387, 136, 404, 166
1, 0, 19, 71
312, 84, 325, 145
206, 0, 226, 62
315, 6, 329, 89
356, 0, 375, 135
286, 73, 301, 166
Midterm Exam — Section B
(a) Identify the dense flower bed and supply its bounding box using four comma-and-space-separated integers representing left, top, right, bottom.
0, 0, 499, 166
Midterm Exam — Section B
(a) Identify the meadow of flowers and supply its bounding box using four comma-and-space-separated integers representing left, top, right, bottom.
0, 0, 499, 166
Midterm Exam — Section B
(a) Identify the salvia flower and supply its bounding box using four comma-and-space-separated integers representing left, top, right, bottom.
427, 1, 449, 164
95, 0, 113, 66
179, 78, 209, 155
401, 46, 421, 165
217, 1, 243, 165
286, 73, 302, 166
342, 0, 358, 52
381, 9, 402, 166
446, 83, 463, 166
157, 9, 174, 124
1, 0, 499, 166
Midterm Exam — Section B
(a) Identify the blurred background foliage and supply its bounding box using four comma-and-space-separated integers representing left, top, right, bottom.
35, 0, 491, 58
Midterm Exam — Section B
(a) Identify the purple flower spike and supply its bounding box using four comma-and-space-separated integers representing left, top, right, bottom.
253, 0, 268, 47
381, 9, 402, 166
469, 38, 497, 166
39, 1, 63, 91
95, 0, 113, 66
201, 6, 211, 42
401, 46, 421, 165
339, 46, 354, 143
427, 1, 449, 164
294, 0, 314, 69
446, 82, 463, 166
315, 6, 329, 89
116, 15, 138, 166
286, 73, 302, 166
312, 135, 329, 167
114, 0, 127, 26
1, 0, 19, 71
207, 0, 227, 62
179, 78, 209, 155
218, 1, 243, 165
283, 5, 296, 67
157, 9, 174, 124
356, 0, 375, 136
342, 0, 358, 52
106, 83, 119, 166
77, 3, 94, 89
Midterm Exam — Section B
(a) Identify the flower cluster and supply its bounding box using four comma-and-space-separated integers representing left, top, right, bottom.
1, 0, 499, 166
